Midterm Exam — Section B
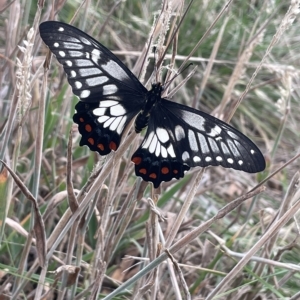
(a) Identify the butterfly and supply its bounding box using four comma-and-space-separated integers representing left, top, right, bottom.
39, 21, 265, 188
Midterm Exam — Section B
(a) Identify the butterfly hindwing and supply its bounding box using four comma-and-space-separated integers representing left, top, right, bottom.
73, 99, 139, 155
39, 21, 146, 154
132, 98, 265, 188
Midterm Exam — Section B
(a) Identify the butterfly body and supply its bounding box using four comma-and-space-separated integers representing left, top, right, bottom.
135, 83, 163, 133
39, 21, 265, 188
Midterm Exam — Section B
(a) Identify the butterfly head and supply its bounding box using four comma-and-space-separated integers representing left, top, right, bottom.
150, 82, 164, 96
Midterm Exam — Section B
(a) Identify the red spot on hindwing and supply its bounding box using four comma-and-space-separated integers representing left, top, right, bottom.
161, 167, 169, 174
132, 156, 142, 165
149, 173, 157, 179
88, 138, 94, 145
109, 141, 117, 151
173, 169, 178, 174
79, 117, 84, 122
139, 168, 147, 175
85, 124, 92, 132
97, 144, 105, 151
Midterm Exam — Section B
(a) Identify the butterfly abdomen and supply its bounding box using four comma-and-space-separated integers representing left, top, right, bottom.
135, 112, 150, 133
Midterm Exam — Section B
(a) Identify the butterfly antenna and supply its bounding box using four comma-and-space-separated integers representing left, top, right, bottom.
153, 46, 158, 83
146, 46, 159, 86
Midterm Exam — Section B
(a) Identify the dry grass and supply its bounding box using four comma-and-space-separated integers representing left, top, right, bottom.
1, 0, 300, 299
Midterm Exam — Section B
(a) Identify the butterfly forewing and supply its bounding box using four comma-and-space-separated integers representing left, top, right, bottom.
39, 21, 147, 101
132, 98, 265, 187
39, 21, 146, 154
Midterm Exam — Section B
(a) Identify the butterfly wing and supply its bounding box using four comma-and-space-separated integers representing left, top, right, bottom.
132, 98, 265, 188
39, 21, 147, 154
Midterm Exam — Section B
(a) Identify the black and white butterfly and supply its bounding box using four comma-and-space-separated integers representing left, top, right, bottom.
39, 21, 265, 188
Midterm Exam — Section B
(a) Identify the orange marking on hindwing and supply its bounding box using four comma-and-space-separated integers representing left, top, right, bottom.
97, 144, 105, 151
109, 141, 117, 151
88, 138, 95, 145
85, 124, 92, 132
139, 168, 147, 175
132, 157, 142, 165
161, 167, 169, 174
149, 173, 157, 179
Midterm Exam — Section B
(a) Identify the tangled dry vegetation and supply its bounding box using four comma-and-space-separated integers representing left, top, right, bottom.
1, 0, 300, 299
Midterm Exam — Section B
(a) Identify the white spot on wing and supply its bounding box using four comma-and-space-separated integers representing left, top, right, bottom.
59, 51, 65, 57
197, 133, 209, 154
97, 116, 109, 123
116, 116, 127, 134
103, 84, 118, 95
106, 96, 121, 101
208, 137, 220, 153
102, 60, 129, 81
251, 149, 255, 154
65, 36, 80, 43
156, 128, 169, 143
238, 160, 243, 165
68, 51, 84, 57
205, 157, 212, 162
81, 38, 91, 45
99, 100, 119, 108
175, 125, 185, 141
110, 104, 126, 116
109, 116, 123, 131
86, 76, 108, 87
70, 70, 76, 78
227, 158, 234, 164
220, 142, 230, 156
74, 59, 93, 67
208, 125, 222, 137
79, 68, 102, 77
228, 140, 240, 156
65, 60, 72, 66
149, 135, 158, 154
63, 42, 83, 49
58, 27, 64, 32
193, 156, 201, 162
182, 151, 190, 161
155, 142, 160, 157
93, 107, 106, 116
142, 132, 154, 149
216, 156, 222, 161
161, 146, 168, 158
167, 144, 176, 158
103, 117, 115, 128
228, 131, 239, 139
54, 42, 59, 47
181, 110, 205, 131
92, 49, 101, 57
74, 81, 82, 89
188, 130, 198, 151
80, 90, 90, 98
